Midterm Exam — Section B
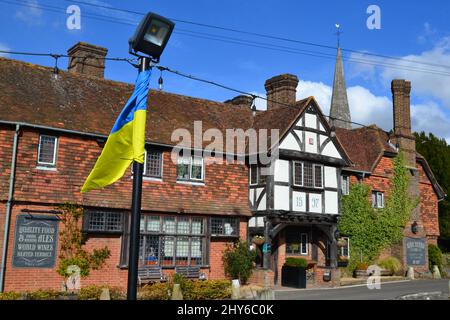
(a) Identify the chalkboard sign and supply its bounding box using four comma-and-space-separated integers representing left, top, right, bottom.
12, 215, 59, 268
405, 237, 426, 266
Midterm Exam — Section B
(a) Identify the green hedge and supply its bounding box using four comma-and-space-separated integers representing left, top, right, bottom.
428, 244, 444, 273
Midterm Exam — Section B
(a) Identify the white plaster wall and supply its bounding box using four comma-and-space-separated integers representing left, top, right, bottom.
274, 185, 290, 210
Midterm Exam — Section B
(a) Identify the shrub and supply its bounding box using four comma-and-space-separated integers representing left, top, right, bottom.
138, 283, 170, 300
377, 256, 402, 274
428, 244, 444, 272
0, 292, 22, 300
78, 285, 125, 300
355, 263, 369, 271
27, 289, 61, 300
284, 257, 308, 268
183, 280, 231, 300
222, 241, 256, 284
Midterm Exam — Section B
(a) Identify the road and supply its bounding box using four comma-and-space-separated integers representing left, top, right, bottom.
275, 280, 449, 300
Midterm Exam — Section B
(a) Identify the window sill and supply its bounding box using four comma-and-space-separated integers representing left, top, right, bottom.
176, 180, 205, 186
143, 177, 163, 182
36, 166, 57, 171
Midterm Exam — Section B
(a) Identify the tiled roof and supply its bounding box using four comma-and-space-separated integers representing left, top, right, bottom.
335, 125, 396, 172
0, 57, 302, 152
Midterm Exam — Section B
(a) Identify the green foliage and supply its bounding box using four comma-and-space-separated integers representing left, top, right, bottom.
222, 241, 256, 284
428, 244, 443, 272
183, 280, 231, 300
56, 204, 111, 278
78, 285, 125, 300
377, 256, 402, 274
27, 289, 62, 300
138, 283, 171, 300
284, 257, 308, 268
355, 263, 369, 271
415, 132, 450, 251
0, 292, 22, 300
339, 153, 418, 271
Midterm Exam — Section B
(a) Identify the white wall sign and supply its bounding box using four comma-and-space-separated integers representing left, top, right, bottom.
309, 194, 322, 213
292, 192, 306, 212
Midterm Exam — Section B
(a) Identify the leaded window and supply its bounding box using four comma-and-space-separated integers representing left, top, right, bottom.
294, 162, 303, 186
314, 165, 323, 188
83, 210, 123, 233
210, 217, 239, 237
37, 135, 57, 166
138, 215, 207, 267
144, 150, 163, 178
303, 163, 314, 187
341, 175, 350, 195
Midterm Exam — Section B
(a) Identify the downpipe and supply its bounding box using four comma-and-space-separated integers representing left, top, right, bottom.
0, 124, 20, 292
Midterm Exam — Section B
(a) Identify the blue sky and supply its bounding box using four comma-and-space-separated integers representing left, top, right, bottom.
1, 0, 450, 141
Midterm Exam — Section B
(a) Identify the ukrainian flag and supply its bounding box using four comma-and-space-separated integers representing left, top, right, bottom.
81, 69, 152, 193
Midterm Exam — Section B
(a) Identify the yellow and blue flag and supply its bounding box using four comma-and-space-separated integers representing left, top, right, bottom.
81, 69, 151, 193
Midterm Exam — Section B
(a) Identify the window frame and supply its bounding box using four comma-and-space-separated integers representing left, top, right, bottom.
293, 161, 303, 187
313, 164, 323, 189
249, 165, 258, 186
292, 161, 323, 189
341, 175, 350, 196
372, 191, 385, 209
210, 217, 240, 238
285, 231, 309, 256
340, 237, 350, 258
37, 134, 58, 166
176, 155, 205, 182
83, 210, 124, 234
137, 215, 208, 267
143, 149, 163, 179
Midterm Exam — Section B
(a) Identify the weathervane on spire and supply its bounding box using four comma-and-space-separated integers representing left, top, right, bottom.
335, 24, 342, 48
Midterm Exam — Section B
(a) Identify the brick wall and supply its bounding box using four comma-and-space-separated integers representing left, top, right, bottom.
2, 205, 248, 292
1, 126, 251, 217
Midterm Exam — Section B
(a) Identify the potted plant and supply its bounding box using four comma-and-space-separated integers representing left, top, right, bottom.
353, 262, 369, 278
252, 235, 265, 246
281, 257, 308, 288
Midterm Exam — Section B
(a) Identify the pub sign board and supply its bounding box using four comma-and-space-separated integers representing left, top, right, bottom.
405, 237, 426, 266
12, 214, 59, 268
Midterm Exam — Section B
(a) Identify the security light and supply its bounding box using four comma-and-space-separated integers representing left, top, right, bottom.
129, 12, 175, 61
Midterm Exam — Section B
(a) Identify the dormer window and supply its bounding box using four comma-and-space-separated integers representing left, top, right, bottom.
37, 134, 58, 167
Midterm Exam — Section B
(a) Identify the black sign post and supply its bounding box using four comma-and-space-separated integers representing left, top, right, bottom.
12, 215, 58, 268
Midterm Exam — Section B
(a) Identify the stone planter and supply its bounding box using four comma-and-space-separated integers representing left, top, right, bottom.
354, 270, 368, 278
281, 266, 307, 288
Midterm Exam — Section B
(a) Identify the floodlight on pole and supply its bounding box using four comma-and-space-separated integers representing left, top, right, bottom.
126, 12, 174, 301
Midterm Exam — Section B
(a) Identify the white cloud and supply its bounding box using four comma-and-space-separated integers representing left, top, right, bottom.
15, 0, 43, 25
296, 80, 450, 141
0, 43, 10, 57
350, 36, 450, 109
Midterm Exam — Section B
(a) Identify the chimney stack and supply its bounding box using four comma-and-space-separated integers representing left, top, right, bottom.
224, 95, 253, 107
67, 42, 108, 78
391, 79, 416, 167
264, 74, 299, 110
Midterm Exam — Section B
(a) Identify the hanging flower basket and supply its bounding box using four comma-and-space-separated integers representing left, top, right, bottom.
337, 238, 347, 248
252, 235, 265, 246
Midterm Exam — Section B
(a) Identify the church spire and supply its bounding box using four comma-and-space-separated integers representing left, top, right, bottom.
330, 36, 352, 130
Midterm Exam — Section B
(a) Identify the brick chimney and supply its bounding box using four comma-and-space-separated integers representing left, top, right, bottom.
391, 79, 416, 168
67, 42, 108, 78
264, 74, 299, 110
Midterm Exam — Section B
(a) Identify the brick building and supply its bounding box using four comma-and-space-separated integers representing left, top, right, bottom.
0, 42, 444, 292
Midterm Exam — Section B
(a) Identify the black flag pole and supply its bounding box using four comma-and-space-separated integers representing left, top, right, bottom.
127, 56, 150, 300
